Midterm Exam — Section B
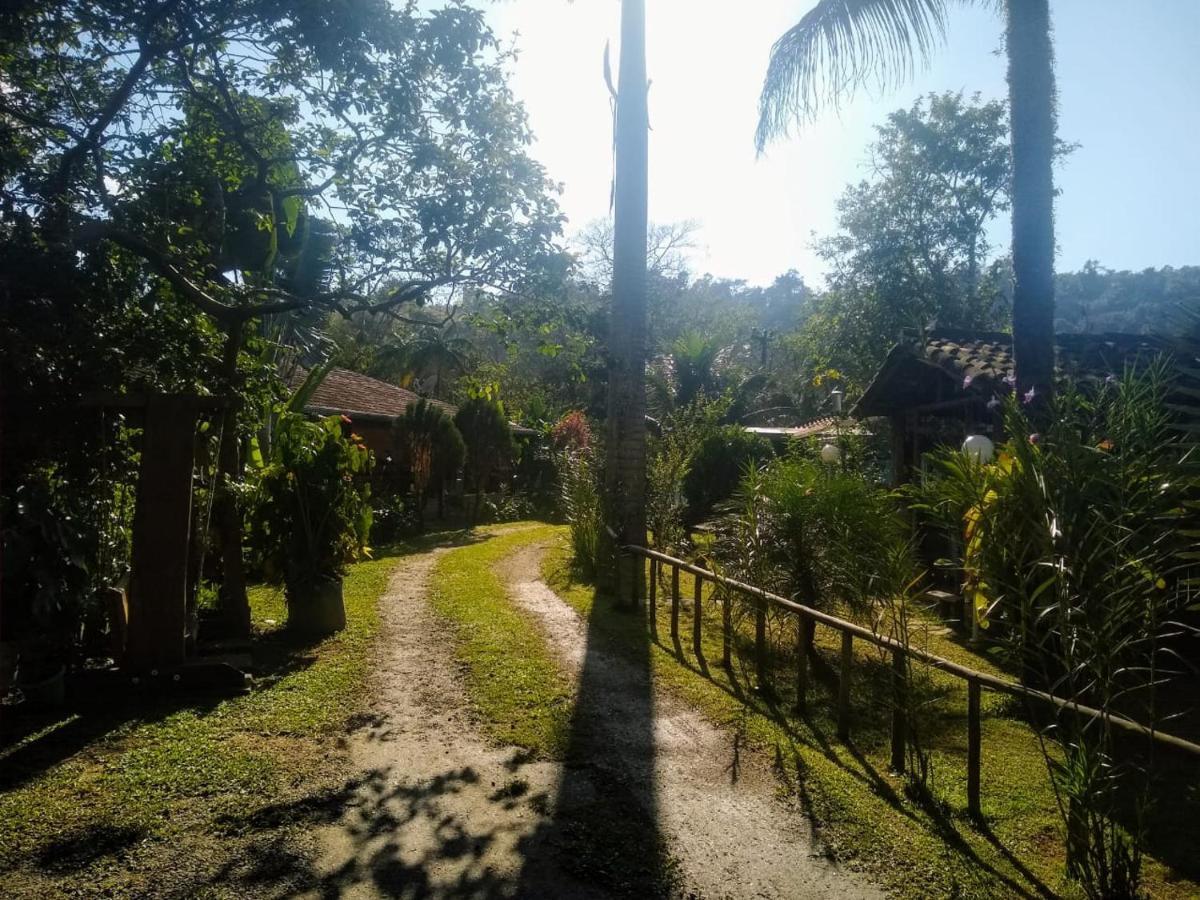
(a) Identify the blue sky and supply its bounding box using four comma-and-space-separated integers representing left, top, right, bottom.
487, 0, 1200, 287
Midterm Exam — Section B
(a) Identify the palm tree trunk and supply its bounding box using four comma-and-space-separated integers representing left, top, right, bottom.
1006, 0, 1057, 403
604, 0, 649, 606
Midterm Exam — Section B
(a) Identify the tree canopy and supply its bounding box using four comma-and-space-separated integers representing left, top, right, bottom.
1, 0, 566, 344
788, 92, 1013, 391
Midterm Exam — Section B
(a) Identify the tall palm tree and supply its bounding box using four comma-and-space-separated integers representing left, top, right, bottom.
605, 0, 649, 601
757, 0, 1057, 400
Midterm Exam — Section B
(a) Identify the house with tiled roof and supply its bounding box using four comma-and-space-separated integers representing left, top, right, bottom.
853, 329, 1174, 483
292, 366, 533, 461
301, 367, 457, 425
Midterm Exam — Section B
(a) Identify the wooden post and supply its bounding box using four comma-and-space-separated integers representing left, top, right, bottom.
648, 558, 658, 640
721, 587, 732, 669
692, 570, 704, 662
795, 616, 812, 712
891, 647, 907, 774
755, 594, 769, 692
968, 679, 982, 817
837, 631, 853, 741
671, 564, 680, 646
126, 397, 199, 671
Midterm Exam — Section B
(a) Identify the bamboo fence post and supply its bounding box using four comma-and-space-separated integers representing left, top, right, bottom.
670, 564, 680, 646
721, 586, 732, 669
795, 616, 812, 712
891, 646, 907, 774
968, 679, 982, 817
755, 594, 769, 692
838, 631, 853, 740
648, 558, 658, 640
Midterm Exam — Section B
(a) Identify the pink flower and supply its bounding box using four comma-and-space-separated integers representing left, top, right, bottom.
1023, 386, 1037, 405
1029, 433, 1041, 446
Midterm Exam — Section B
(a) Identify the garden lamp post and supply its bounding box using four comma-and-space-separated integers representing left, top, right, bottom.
962, 433, 995, 464
825, 387, 846, 468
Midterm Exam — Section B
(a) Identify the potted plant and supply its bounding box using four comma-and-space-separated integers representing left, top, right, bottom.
254, 413, 373, 634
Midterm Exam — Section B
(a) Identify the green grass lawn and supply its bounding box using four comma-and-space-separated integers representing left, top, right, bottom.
539, 531, 1200, 900
426, 523, 574, 756
0, 549, 402, 897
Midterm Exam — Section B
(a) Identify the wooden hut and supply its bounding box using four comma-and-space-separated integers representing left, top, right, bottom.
852, 329, 1173, 483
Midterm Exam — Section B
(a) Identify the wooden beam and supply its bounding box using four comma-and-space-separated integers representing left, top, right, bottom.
125, 396, 199, 671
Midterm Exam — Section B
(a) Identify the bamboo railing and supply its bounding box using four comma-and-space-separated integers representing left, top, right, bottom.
626, 545, 1200, 817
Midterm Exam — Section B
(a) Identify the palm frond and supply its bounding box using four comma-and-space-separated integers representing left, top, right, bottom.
756, 0, 978, 150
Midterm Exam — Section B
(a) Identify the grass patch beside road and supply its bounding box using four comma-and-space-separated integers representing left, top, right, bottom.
427, 524, 573, 757
0, 549, 401, 898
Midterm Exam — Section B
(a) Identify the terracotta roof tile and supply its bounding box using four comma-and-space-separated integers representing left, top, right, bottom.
293, 367, 457, 421
854, 330, 1174, 417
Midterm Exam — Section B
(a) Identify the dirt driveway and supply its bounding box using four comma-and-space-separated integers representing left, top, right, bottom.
307, 531, 881, 899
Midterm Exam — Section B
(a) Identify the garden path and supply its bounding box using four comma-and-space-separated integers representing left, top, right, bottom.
305, 536, 603, 899
307, 529, 881, 899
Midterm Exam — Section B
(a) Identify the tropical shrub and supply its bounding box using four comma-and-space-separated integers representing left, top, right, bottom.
646, 434, 690, 555
370, 494, 421, 545
912, 361, 1194, 898
765, 457, 909, 612
683, 426, 773, 524
455, 397, 516, 523
252, 413, 374, 596
482, 490, 538, 524
646, 397, 728, 551
1, 468, 93, 684
551, 410, 592, 452
716, 456, 935, 787
557, 445, 604, 579
393, 399, 465, 528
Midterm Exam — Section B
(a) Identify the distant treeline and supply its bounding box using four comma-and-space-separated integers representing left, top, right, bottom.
1054, 263, 1200, 335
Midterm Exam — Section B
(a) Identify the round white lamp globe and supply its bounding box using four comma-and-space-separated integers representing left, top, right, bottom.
962, 433, 995, 463
820, 443, 841, 465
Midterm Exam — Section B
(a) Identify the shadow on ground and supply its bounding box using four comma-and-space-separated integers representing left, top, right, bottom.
514, 568, 675, 898
0, 530, 489, 795
209, 759, 544, 898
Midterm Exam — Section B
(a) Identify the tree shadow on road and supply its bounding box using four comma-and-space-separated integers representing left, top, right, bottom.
514, 574, 677, 898
210, 762, 542, 898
